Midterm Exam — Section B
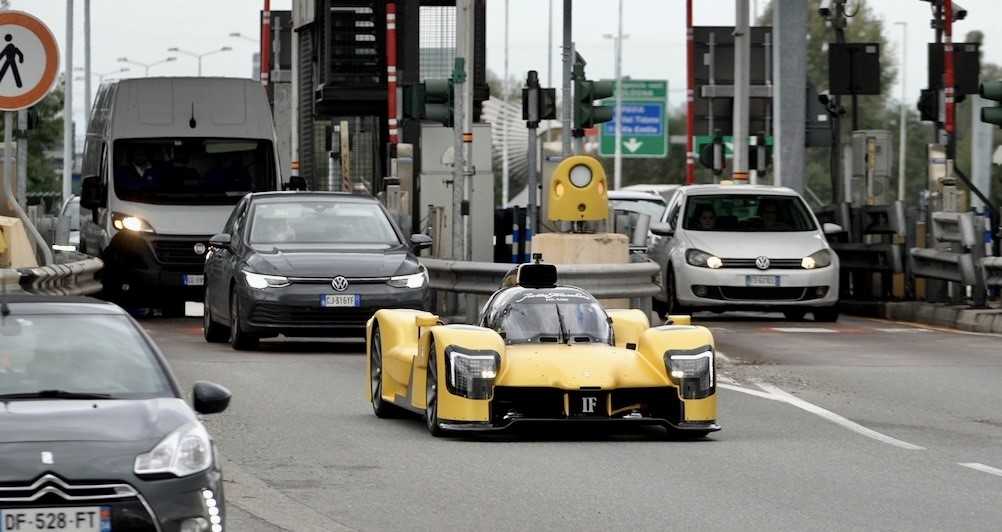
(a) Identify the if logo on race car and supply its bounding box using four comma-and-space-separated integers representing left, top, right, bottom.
581, 396, 598, 414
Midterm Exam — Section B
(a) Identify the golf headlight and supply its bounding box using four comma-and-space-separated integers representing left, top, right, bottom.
388, 268, 428, 289
664, 347, 715, 399
686, 249, 722, 269
568, 164, 593, 188
444, 346, 501, 400
802, 249, 832, 269
135, 421, 213, 477
111, 212, 155, 233
243, 270, 290, 289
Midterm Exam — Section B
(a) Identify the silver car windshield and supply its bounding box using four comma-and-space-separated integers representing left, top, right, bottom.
683, 194, 816, 232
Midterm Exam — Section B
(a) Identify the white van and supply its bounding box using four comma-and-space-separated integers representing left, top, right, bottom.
79, 77, 298, 313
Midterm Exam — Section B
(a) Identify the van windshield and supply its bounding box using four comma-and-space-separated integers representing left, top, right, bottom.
113, 138, 275, 205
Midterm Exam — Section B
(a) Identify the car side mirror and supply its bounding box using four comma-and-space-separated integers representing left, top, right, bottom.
822, 223, 844, 235
209, 233, 232, 250
410, 233, 433, 251
650, 222, 674, 237
193, 381, 231, 415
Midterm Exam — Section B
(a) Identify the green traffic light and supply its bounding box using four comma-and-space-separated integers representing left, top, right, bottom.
980, 81, 1002, 126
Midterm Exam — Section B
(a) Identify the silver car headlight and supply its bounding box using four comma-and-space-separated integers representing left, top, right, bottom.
444, 346, 501, 400
686, 248, 723, 269
801, 249, 833, 269
243, 270, 290, 289
388, 268, 428, 289
664, 347, 715, 399
134, 421, 213, 477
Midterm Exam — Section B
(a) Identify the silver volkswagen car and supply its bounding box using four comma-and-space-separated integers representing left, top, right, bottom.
649, 184, 841, 321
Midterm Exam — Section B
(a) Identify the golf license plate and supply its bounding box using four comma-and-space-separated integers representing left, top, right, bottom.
746, 275, 781, 287
182, 274, 204, 286
321, 294, 360, 308
1, 506, 110, 532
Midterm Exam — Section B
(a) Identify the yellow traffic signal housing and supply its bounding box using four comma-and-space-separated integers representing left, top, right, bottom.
547, 155, 609, 222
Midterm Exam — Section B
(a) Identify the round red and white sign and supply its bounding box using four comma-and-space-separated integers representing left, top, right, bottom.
0, 11, 59, 111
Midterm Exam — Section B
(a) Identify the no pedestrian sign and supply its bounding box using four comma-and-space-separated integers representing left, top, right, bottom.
598, 79, 668, 158
0, 10, 59, 111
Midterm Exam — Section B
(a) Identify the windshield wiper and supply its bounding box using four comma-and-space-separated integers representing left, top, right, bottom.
0, 390, 115, 400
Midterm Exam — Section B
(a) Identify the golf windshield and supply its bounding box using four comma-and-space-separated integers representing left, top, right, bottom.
113, 138, 275, 205
499, 293, 611, 345
683, 194, 817, 232
0, 315, 172, 399
249, 200, 402, 247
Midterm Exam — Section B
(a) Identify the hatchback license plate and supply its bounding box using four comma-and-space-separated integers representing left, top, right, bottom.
1, 506, 109, 532
746, 275, 780, 287
183, 274, 204, 286
321, 294, 360, 307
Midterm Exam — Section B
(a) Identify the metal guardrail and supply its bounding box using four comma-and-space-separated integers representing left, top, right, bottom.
931, 211, 979, 246
833, 243, 903, 273
1, 256, 103, 297
910, 211, 987, 306
909, 248, 979, 285
983, 257, 1002, 288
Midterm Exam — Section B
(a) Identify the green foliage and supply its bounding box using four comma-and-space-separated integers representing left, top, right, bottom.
18, 87, 63, 193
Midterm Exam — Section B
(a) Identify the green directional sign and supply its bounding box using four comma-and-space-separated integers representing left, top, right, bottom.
598, 79, 668, 158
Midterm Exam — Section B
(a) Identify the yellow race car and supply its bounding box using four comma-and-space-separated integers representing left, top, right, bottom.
365, 260, 719, 438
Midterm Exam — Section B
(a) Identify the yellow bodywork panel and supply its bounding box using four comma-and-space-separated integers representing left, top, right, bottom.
607, 309, 650, 349
428, 325, 505, 422
496, 344, 668, 389
367, 309, 437, 403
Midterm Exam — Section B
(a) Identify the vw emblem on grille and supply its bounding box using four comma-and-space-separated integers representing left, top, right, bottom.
755, 256, 771, 270
41, 452, 54, 465
332, 276, 349, 292
193, 243, 207, 256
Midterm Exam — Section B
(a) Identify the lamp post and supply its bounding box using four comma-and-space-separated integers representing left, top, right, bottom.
167, 46, 233, 76
228, 32, 257, 44
117, 56, 176, 77
76, 66, 130, 83
603, 1, 629, 190
894, 21, 907, 202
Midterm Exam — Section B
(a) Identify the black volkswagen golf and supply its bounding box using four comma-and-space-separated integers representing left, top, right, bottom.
0, 296, 231, 532
202, 192, 431, 350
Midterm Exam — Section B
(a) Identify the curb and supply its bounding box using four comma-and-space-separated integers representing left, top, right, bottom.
841, 299, 1002, 334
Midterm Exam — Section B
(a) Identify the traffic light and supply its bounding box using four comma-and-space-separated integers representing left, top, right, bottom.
917, 88, 938, 123
698, 132, 725, 174
402, 79, 454, 127
571, 53, 614, 131
979, 81, 1002, 127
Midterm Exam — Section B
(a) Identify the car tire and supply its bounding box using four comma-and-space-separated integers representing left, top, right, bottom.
425, 340, 445, 437
662, 266, 689, 318
229, 290, 259, 351
370, 326, 394, 418
203, 287, 229, 343
813, 307, 839, 323
783, 310, 807, 321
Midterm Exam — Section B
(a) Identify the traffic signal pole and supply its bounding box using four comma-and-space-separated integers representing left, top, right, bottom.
561, 0, 572, 157
731, 0, 750, 182
685, 0, 695, 184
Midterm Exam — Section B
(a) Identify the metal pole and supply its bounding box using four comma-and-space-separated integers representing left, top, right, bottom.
462, 0, 474, 261
83, 0, 91, 130
547, 0, 553, 138
63, 0, 74, 205
613, 0, 623, 190
526, 71, 540, 249
944, 0, 955, 159
896, 21, 907, 202
773, 0, 807, 192
685, 0, 695, 184
561, 0, 572, 157
386, 3, 398, 145
262, 0, 271, 85
732, 0, 750, 181
15, 110, 26, 209
451, 0, 468, 262
502, 0, 510, 207
4, 113, 52, 265
197, 56, 203, 77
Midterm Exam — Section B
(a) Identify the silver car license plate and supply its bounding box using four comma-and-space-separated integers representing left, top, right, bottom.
746, 275, 780, 287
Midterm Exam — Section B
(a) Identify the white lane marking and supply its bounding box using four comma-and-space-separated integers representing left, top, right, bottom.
856, 316, 1002, 338
715, 349, 735, 364
717, 375, 738, 385
958, 462, 1002, 478
873, 327, 930, 333
768, 327, 838, 333
718, 382, 784, 401
754, 382, 925, 451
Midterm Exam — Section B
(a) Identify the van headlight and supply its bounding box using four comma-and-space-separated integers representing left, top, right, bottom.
388, 268, 428, 289
686, 249, 722, 269
444, 346, 500, 400
802, 249, 833, 269
134, 421, 213, 477
243, 270, 290, 289
111, 212, 155, 233
664, 347, 715, 399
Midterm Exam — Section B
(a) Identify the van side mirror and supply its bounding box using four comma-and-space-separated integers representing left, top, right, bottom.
80, 176, 105, 223
650, 222, 674, 237
410, 233, 433, 251
209, 233, 232, 249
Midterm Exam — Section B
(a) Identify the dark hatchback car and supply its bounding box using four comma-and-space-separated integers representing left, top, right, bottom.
0, 296, 231, 532
202, 192, 432, 349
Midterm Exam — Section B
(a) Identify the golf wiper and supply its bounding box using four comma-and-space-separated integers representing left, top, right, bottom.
0, 390, 114, 400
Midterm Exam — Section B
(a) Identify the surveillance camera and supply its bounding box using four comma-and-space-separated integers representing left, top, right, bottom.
953, 3, 968, 21
818, 0, 832, 17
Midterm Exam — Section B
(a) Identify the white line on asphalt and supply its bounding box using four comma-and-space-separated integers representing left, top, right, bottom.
856, 316, 1002, 338
717, 375, 738, 385
768, 327, 838, 333
718, 382, 784, 401
958, 462, 1002, 478
754, 382, 925, 451
873, 327, 930, 333
716, 349, 735, 364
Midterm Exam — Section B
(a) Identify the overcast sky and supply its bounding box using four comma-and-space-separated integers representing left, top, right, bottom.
20, 0, 1002, 140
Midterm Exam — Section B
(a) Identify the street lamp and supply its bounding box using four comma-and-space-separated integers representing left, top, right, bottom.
894, 21, 907, 202
117, 56, 177, 77
228, 32, 258, 44
75, 67, 130, 83
167, 46, 233, 76
603, 1, 630, 190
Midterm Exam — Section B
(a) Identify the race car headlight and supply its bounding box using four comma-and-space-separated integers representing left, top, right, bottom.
387, 268, 428, 289
444, 346, 501, 400
664, 347, 715, 400
686, 248, 722, 269
243, 270, 290, 289
802, 249, 832, 269
111, 212, 156, 233
134, 421, 213, 478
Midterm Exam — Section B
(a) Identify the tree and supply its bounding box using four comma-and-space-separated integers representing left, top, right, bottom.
2, 87, 64, 194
